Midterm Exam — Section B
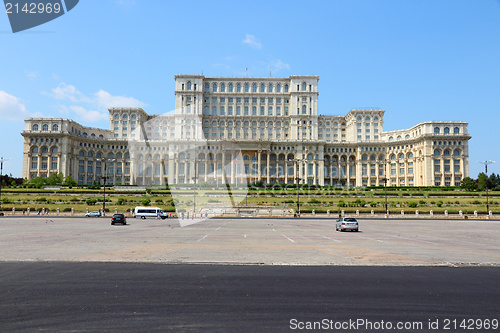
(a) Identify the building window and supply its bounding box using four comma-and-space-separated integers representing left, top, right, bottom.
252, 84, 257, 92
212, 83, 217, 92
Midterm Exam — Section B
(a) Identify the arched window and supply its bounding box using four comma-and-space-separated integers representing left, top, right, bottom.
212, 83, 217, 92
397, 135, 402, 140
366, 116, 370, 121
42, 124, 48, 131
260, 83, 265, 92
52, 147, 58, 153
389, 136, 394, 141
443, 149, 451, 156
453, 149, 461, 156
52, 124, 59, 131
32, 124, 39, 131
99, 134, 104, 139
96, 153, 101, 158
399, 154, 405, 159
204, 106, 209, 115
91, 133, 96, 138
362, 155, 368, 161
302, 105, 306, 114
32, 147, 38, 153
302, 82, 306, 91
204, 83, 209, 92
454, 127, 460, 134
444, 127, 450, 134
408, 153, 414, 159
434, 149, 440, 156
268, 84, 273, 92
434, 127, 440, 134
236, 83, 241, 92
245, 83, 249, 92
405, 134, 410, 139
228, 83, 233, 92
88, 152, 93, 157
252, 84, 257, 92
284, 84, 289, 92
220, 83, 225, 92
79, 151, 85, 157
276, 84, 281, 92
187, 81, 192, 90
391, 154, 396, 160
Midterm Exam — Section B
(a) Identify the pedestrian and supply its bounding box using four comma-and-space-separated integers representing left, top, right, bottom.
157, 211, 160, 220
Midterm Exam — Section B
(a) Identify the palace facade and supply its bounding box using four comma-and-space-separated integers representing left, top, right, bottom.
22, 75, 471, 187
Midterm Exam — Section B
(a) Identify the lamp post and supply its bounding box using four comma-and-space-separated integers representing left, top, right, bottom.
477, 160, 495, 214
291, 158, 305, 217
192, 158, 197, 217
383, 160, 388, 215
97, 158, 115, 216
0, 157, 11, 214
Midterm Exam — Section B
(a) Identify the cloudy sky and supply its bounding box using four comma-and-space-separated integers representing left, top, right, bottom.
1, 0, 499, 178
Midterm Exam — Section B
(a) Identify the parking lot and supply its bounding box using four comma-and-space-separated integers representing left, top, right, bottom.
0, 216, 499, 265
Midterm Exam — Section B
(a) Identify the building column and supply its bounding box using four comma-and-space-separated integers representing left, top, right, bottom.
257, 150, 262, 181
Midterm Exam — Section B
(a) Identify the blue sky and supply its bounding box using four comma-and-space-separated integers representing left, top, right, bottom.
1, 0, 499, 178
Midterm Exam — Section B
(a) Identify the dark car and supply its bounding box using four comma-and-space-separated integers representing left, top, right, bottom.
111, 213, 126, 225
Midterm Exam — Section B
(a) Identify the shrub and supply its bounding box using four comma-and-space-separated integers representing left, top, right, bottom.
308, 199, 321, 204
408, 202, 418, 208
117, 198, 126, 205
338, 201, 347, 207
141, 199, 151, 206
86, 198, 98, 205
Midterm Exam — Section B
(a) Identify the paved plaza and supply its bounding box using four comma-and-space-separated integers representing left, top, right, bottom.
0, 216, 499, 266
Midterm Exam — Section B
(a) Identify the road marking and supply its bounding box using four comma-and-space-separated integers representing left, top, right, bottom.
197, 235, 208, 242
281, 234, 295, 243
244, 234, 247, 238
272, 229, 277, 232
321, 236, 341, 243
215, 227, 221, 231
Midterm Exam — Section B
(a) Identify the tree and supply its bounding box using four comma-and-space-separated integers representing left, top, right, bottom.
64, 176, 77, 187
46, 172, 64, 185
29, 176, 46, 187
477, 172, 492, 191
460, 177, 477, 192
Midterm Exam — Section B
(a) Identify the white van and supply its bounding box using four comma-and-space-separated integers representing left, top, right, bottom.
134, 206, 168, 219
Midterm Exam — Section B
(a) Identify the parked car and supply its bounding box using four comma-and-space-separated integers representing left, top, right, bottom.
85, 211, 101, 217
111, 213, 127, 225
336, 217, 359, 232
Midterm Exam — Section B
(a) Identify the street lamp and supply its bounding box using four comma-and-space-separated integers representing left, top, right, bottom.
290, 158, 305, 217
97, 158, 115, 216
192, 158, 198, 217
382, 160, 388, 215
477, 160, 495, 214
0, 157, 11, 214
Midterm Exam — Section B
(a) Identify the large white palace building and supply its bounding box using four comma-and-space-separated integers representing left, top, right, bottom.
22, 75, 471, 187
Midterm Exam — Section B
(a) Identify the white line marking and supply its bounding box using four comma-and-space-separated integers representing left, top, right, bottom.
215, 227, 221, 231
197, 235, 208, 242
281, 234, 295, 243
272, 229, 277, 232
321, 236, 341, 243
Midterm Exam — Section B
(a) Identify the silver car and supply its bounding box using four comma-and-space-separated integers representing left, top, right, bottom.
85, 211, 101, 217
336, 217, 359, 232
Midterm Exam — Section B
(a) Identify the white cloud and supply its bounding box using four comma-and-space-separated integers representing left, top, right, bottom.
69, 106, 108, 122
269, 59, 291, 73
0, 91, 28, 121
47, 83, 147, 123
243, 34, 263, 49
94, 90, 146, 109
50, 83, 90, 103
25, 71, 38, 80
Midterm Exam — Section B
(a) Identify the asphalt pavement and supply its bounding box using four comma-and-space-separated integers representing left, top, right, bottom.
1, 262, 499, 332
